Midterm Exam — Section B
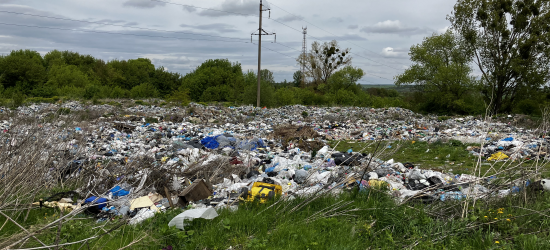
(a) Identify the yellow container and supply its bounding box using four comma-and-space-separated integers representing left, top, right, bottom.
242, 182, 282, 203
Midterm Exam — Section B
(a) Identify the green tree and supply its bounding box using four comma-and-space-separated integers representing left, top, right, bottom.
260, 69, 275, 84
292, 70, 303, 87
297, 40, 352, 87
47, 64, 90, 89
242, 70, 275, 107
325, 66, 364, 94
449, 0, 550, 113
181, 59, 244, 102
395, 30, 478, 114
0, 50, 46, 93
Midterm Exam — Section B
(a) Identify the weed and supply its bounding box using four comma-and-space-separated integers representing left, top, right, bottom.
145, 117, 158, 123
135, 100, 150, 106
56, 108, 71, 115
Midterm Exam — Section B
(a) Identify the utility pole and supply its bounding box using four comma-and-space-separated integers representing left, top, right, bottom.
301, 27, 307, 88
251, 0, 275, 107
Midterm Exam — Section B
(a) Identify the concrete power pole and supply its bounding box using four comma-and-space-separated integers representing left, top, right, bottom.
251, 0, 275, 107
301, 27, 307, 87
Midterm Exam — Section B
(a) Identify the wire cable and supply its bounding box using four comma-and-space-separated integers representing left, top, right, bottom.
0, 10, 249, 42
147, 0, 405, 71
267, 1, 407, 68
0, 22, 248, 43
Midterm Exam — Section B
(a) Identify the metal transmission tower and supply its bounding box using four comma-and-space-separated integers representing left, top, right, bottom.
251, 0, 275, 107
301, 27, 307, 87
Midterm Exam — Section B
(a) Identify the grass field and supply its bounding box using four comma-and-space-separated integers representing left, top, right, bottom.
2, 188, 550, 249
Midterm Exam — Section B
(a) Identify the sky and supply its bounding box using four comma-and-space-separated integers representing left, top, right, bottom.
0, 0, 456, 84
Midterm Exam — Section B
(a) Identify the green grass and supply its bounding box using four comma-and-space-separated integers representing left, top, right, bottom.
329, 140, 521, 175
4, 189, 550, 249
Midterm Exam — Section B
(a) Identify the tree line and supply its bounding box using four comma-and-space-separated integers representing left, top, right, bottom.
0, 45, 405, 109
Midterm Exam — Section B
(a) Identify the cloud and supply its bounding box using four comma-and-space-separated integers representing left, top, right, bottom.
183, 6, 196, 12
330, 17, 344, 23
437, 26, 449, 34
123, 0, 165, 9
180, 23, 239, 33
360, 20, 432, 36
197, 0, 257, 17
276, 15, 303, 22
94, 19, 126, 24
348, 25, 358, 30
317, 34, 368, 41
0, 0, 14, 3
380, 47, 408, 58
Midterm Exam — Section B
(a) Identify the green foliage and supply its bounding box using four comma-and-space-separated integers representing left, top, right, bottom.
449, 0, 550, 114
0, 48, 547, 116
134, 100, 150, 106
47, 64, 90, 89
325, 66, 364, 94
56, 107, 71, 115
514, 99, 542, 116
25, 96, 59, 104
130, 83, 159, 99
366, 87, 400, 97
181, 59, 244, 102
301, 111, 308, 118
167, 88, 191, 106
395, 30, 479, 114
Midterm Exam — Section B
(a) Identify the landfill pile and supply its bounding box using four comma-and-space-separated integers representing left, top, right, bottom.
1, 102, 549, 226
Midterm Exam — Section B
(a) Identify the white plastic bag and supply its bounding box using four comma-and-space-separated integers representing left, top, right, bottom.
168, 207, 219, 230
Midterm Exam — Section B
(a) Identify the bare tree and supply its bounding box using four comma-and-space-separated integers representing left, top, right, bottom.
297, 40, 352, 87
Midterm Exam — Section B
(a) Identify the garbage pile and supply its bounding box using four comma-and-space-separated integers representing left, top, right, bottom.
1, 102, 548, 226
467, 136, 548, 161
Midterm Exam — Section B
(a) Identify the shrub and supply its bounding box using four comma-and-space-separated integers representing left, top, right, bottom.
130, 83, 159, 99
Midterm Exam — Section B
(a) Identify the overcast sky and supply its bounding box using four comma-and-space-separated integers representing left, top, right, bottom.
0, 0, 456, 84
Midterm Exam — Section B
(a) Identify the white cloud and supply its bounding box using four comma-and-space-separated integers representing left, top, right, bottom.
381, 47, 408, 58
361, 20, 433, 36
437, 26, 449, 34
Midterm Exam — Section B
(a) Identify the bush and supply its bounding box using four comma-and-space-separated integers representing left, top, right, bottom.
134, 100, 150, 106
11, 91, 26, 107
25, 97, 59, 104
130, 83, 159, 99
301, 111, 308, 118
514, 99, 542, 116
83, 85, 100, 100
167, 88, 191, 106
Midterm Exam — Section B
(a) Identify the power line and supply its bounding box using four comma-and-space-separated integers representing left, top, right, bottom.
0, 22, 249, 43
266, 1, 407, 69
363, 72, 394, 81
0, 10, 249, 42
0, 21, 299, 62
147, 0, 405, 71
